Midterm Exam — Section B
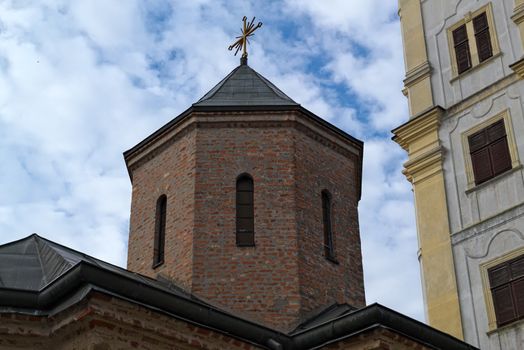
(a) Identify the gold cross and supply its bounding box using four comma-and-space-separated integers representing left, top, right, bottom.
228, 16, 263, 60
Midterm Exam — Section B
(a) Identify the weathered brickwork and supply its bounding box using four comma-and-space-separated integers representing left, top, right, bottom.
192, 121, 301, 331
0, 292, 263, 350
321, 328, 433, 349
125, 111, 363, 332
294, 127, 365, 317
127, 124, 197, 290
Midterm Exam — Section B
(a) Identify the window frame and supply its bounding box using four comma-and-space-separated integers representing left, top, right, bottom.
480, 247, 524, 331
447, 3, 500, 78
153, 194, 167, 268
236, 173, 255, 247
321, 190, 337, 263
461, 110, 520, 190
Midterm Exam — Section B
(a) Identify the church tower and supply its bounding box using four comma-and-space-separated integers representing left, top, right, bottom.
124, 58, 364, 332
393, 0, 524, 348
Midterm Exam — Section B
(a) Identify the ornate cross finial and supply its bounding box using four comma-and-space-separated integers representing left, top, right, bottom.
228, 16, 262, 65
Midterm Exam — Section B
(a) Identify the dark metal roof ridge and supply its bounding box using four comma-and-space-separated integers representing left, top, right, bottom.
194, 65, 243, 104
291, 303, 478, 350
0, 259, 289, 349
0, 244, 478, 350
250, 69, 298, 104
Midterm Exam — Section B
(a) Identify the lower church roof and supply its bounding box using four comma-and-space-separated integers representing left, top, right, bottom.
0, 234, 477, 350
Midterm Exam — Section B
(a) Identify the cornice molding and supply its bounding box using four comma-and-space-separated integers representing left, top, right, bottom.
509, 57, 524, 79
403, 61, 432, 88
392, 105, 444, 151
402, 145, 445, 184
511, 3, 524, 25
127, 112, 362, 180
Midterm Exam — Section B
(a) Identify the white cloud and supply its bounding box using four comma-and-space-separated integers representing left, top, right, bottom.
0, 0, 422, 322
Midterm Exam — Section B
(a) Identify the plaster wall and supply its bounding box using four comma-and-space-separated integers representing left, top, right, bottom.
419, 0, 524, 347
452, 211, 524, 348
420, 0, 524, 109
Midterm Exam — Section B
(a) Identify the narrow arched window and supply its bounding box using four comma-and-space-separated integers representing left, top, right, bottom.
236, 174, 254, 246
153, 194, 167, 267
322, 190, 335, 260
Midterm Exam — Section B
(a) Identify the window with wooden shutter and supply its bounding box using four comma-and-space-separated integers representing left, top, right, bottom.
322, 190, 335, 261
153, 194, 167, 267
468, 119, 512, 185
453, 24, 472, 74
236, 174, 254, 246
473, 12, 493, 62
488, 254, 524, 327
448, 5, 499, 77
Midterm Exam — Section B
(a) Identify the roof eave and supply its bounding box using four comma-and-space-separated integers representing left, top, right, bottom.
123, 104, 363, 178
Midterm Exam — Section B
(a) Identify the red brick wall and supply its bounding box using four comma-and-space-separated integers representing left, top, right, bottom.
127, 125, 197, 290
322, 327, 433, 349
191, 122, 301, 331
294, 126, 365, 316
0, 292, 264, 350
126, 111, 363, 331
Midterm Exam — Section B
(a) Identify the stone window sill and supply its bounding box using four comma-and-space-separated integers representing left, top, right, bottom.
465, 164, 523, 195
487, 317, 524, 336
450, 52, 502, 84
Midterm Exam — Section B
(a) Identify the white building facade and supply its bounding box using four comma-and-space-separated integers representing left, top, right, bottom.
394, 1, 524, 349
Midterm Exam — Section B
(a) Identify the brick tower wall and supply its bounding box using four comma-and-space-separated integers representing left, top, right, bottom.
191, 121, 302, 332
127, 126, 197, 290
126, 111, 364, 333
294, 128, 365, 317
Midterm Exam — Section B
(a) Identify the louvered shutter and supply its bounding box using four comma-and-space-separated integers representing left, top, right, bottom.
492, 285, 517, 326
469, 120, 512, 185
322, 191, 335, 259
511, 257, 524, 317
154, 195, 167, 266
489, 256, 524, 327
487, 120, 512, 176
487, 120, 506, 141
236, 175, 254, 246
453, 25, 472, 74
489, 264, 510, 287
490, 138, 512, 176
473, 12, 493, 62
471, 147, 493, 184
510, 256, 524, 279
513, 279, 524, 318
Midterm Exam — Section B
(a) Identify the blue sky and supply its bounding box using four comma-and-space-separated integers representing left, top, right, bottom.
0, 1, 423, 321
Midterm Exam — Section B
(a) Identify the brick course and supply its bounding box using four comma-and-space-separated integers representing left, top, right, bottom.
0, 292, 263, 350
125, 110, 364, 332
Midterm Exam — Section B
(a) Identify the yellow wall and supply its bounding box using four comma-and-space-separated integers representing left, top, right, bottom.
398, 0, 433, 116
395, 1, 463, 338
512, 0, 524, 46
393, 106, 463, 340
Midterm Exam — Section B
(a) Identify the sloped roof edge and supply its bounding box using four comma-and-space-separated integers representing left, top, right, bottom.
0, 235, 478, 350
193, 64, 298, 107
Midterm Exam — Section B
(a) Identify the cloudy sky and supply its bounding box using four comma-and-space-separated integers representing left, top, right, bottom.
0, 1, 422, 321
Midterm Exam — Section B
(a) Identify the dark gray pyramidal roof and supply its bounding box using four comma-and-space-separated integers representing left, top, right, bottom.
0, 234, 81, 290
194, 63, 298, 107
0, 234, 187, 296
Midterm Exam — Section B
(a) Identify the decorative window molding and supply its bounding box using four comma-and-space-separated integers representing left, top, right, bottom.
480, 247, 524, 331
153, 194, 167, 268
236, 174, 255, 247
461, 110, 520, 190
447, 3, 500, 78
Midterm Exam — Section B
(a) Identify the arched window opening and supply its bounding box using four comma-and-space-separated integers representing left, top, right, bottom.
322, 190, 335, 260
236, 174, 254, 246
153, 194, 167, 267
